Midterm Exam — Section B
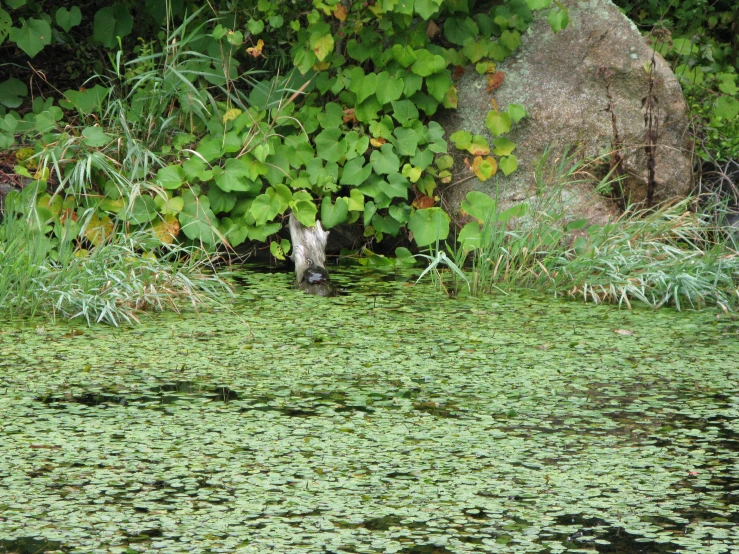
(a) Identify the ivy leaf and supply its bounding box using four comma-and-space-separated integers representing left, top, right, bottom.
310, 32, 334, 62
408, 207, 450, 246
714, 97, 739, 120
507, 103, 527, 123
463, 40, 488, 63
425, 71, 453, 103
370, 144, 401, 175
247, 19, 265, 35
485, 110, 512, 136
402, 164, 422, 183
321, 196, 349, 228
526, 0, 551, 7
93, 5, 133, 48
64, 85, 110, 116
178, 191, 219, 245
347, 188, 365, 211
289, 194, 317, 227
220, 217, 249, 247
493, 137, 517, 156
81, 126, 112, 147
355, 96, 382, 123
251, 193, 280, 226
9, 18, 51, 58
247, 221, 281, 242
348, 67, 377, 104
393, 127, 420, 156
407, 148, 430, 171
411, 49, 447, 77
443, 16, 479, 46
375, 72, 404, 105
390, 100, 419, 127
207, 185, 236, 214
372, 214, 402, 235
391, 44, 417, 67
55, 6, 82, 32
471, 155, 497, 180
461, 191, 497, 221
499, 154, 519, 176
499, 29, 521, 51
450, 130, 472, 150
547, 6, 569, 33
0, 10, 10, 47
414, 0, 443, 20
469, 135, 490, 156
347, 39, 371, 62
378, 172, 409, 199
315, 128, 348, 162
340, 157, 373, 186
0, 78, 27, 109
214, 158, 262, 194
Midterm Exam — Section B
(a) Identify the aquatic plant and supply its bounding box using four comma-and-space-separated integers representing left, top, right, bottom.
1, 269, 739, 552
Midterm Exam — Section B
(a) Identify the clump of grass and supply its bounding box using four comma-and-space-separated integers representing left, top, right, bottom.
0, 211, 232, 326
544, 201, 739, 311
431, 151, 739, 311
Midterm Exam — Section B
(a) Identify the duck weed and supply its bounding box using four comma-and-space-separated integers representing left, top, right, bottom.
1, 268, 739, 552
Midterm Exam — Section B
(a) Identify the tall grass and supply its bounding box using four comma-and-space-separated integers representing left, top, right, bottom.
430, 153, 739, 311
0, 209, 232, 326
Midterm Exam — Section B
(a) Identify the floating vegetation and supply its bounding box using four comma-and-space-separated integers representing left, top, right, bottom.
1, 267, 739, 553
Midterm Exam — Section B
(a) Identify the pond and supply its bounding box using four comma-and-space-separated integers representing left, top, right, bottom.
1, 266, 739, 553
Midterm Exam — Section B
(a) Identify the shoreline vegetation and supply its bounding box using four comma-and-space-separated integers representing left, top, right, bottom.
0, 0, 737, 324
2, 175, 738, 325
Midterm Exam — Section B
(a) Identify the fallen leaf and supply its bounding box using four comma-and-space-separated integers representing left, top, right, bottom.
487, 71, 505, 91
426, 20, 440, 39
412, 194, 435, 209
613, 329, 635, 335
342, 108, 357, 124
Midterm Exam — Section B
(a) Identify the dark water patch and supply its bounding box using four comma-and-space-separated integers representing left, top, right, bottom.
549, 515, 676, 553
397, 545, 454, 554
0, 537, 69, 553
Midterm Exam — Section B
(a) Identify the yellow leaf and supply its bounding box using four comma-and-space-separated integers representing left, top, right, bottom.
246, 39, 264, 58
471, 156, 497, 181
334, 4, 347, 20
222, 108, 243, 124
311, 33, 334, 62
151, 214, 181, 245
83, 214, 114, 246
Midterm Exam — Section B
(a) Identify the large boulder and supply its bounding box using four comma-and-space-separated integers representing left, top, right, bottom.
437, 0, 693, 223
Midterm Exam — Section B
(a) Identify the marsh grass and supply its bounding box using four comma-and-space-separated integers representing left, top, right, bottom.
431, 152, 739, 311
0, 210, 232, 326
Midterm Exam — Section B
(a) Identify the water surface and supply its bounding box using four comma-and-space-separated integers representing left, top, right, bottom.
1, 267, 738, 553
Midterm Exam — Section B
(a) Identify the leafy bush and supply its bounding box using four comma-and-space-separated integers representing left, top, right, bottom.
615, 0, 739, 162
1, 0, 571, 258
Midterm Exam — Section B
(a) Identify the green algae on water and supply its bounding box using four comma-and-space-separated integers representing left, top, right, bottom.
1, 266, 739, 553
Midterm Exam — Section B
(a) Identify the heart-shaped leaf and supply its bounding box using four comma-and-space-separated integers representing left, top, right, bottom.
408, 207, 450, 247
499, 154, 519, 176
485, 110, 512, 136
56, 6, 82, 32
9, 18, 51, 58
321, 196, 349, 228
